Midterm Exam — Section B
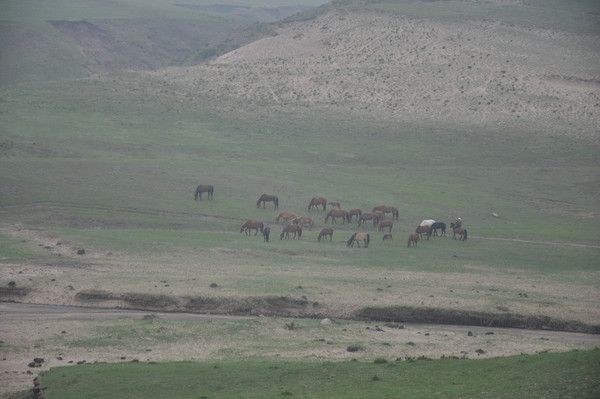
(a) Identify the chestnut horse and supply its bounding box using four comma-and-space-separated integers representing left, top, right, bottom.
450, 222, 468, 241
407, 233, 420, 247
194, 185, 213, 200
280, 225, 302, 240
308, 197, 327, 211
378, 220, 393, 232
348, 209, 362, 222
325, 209, 348, 224
346, 232, 370, 248
415, 225, 432, 240
358, 212, 382, 227
318, 228, 334, 242
257, 194, 279, 210
240, 220, 264, 235
293, 216, 314, 228
372, 205, 399, 220
276, 211, 299, 223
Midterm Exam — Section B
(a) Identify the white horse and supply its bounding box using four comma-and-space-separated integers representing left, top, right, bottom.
419, 219, 436, 227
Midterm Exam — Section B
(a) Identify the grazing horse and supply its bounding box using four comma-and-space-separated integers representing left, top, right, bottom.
382, 234, 393, 241
263, 226, 271, 242
372, 205, 399, 220
346, 232, 370, 248
318, 228, 334, 242
415, 225, 432, 240
325, 209, 348, 224
407, 233, 420, 247
348, 209, 362, 222
431, 222, 446, 236
358, 212, 381, 227
194, 185, 214, 200
450, 222, 468, 241
329, 201, 341, 209
293, 216, 314, 228
280, 225, 302, 240
256, 194, 279, 210
378, 220, 393, 232
276, 211, 299, 224
240, 220, 264, 236
308, 197, 327, 211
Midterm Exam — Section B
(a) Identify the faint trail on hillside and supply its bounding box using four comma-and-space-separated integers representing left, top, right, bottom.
471, 236, 600, 249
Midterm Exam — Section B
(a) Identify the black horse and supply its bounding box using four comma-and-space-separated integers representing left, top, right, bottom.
431, 222, 446, 236
194, 185, 214, 200
257, 194, 279, 210
263, 226, 271, 242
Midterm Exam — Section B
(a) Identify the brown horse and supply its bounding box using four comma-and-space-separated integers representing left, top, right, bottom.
415, 225, 432, 240
348, 208, 362, 222
346, 232, 370, 248
318, 228, 334, 242
378, 220, 393, 232
280, 224, 302, 240
329, 201, 341, 209
372, 205, 399, 220
257, 194, 279, 210
382, 234, 393, 241
240, 220, 264, 235
450, 222, 468, 241
358, 212, 382, 227
293, 216, 314, 228
194, 184, 213, 200
308, 197, 327, 211
407, 233, 420, 247
276, 211, 299, 223
325, 209, 348, 224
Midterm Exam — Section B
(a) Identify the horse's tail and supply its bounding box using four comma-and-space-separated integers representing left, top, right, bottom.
194, 187, 199, 200
240, 223, 246, 233
259, 223, 264, 233
365, 234, 370, 247
318, 233, 322, 242
256, 196, 262, 207
463, 229, 468, 240
407, 236, 411, 247
346, 233, 356, 247
280, 231, 285, 240
297, 228, 302, 238
274, 197, 279, 209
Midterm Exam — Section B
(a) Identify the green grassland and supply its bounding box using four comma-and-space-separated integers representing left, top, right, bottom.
0, 73, 598, 325
12, 349, 600, 399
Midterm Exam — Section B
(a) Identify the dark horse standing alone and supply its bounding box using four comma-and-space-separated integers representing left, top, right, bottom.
257, 194, 279, 210
194, 185, 214, 200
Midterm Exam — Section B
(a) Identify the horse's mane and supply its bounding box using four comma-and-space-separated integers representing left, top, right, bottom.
346, 233, 356, 247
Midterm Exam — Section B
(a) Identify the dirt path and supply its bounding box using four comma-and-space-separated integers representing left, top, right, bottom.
2, 302, 599, 345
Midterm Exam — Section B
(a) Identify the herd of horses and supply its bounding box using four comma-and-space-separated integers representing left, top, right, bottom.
196, 186, 468, 248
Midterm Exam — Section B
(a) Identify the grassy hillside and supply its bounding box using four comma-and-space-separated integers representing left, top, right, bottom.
0, 74, 598, 325
164, 0, 600, 141
14, 350, 600, 398
0, 0, 328, 85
